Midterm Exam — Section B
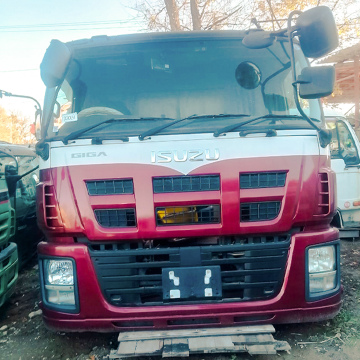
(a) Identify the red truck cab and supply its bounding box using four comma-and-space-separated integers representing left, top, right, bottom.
35, 7, 342, 332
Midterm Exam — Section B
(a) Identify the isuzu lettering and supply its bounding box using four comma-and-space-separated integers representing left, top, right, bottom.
35, 7, 342, 332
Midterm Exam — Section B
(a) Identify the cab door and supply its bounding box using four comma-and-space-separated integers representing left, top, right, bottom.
327, 118, 360, 228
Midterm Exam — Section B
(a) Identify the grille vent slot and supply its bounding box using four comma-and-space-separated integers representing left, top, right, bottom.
153, 175, 220, 193
94, 209, 136, 228
44, 185, 62, 228
240, 202, 281, 222
156, 205, 220, 225
240, 172, 286, 189
315, 173, 330, 215
86, 179, 133, 195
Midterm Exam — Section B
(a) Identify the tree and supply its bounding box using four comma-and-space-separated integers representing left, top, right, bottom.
133, 0, 360, 47
252, 0, 359, 46
0, 106, 35, 144
133, 0, 255, 31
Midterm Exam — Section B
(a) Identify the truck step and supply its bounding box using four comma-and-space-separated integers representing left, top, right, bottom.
339, 229, 360, 240
105, 325, 291, 358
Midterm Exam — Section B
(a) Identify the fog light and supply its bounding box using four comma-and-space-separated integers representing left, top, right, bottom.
45, 285, 75, 305
309, 271, 337, 293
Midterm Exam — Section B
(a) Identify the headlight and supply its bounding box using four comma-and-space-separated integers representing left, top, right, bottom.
308, 246, 336, 273
307, 244, 339, 298
42, 259, 77, 309
46, 260, 74, 285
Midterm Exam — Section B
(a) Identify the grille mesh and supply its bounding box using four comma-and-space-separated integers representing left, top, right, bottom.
94, 209, 136, 228
156, 205, 220, 225
153, 175, 220, 193
240, 202, 281, 222
86, 180, 133, 195
88, 234, 290, 306
240, 172, 286, 189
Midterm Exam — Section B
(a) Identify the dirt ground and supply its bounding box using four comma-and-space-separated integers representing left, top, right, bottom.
1, 239, 360, 360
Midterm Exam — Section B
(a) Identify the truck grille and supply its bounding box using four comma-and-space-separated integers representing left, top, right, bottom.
88, 234, 290, 306
94, 209, 136, 228
240, 172, 286, 189
240, 202, 281, 222
86, 179, 133, 195
153, 175, 220, 193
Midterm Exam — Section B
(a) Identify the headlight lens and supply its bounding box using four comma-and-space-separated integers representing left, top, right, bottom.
46, 260, 74, 285
43, 259, 76, 307
308, 245, 338, 296
308, 246, 336, 273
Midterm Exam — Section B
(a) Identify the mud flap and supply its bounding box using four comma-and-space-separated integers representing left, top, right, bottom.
105, 325, 290, 359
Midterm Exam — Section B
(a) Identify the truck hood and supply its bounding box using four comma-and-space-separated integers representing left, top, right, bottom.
38, 130, 332, 240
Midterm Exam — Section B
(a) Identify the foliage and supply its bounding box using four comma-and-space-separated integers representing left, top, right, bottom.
133, 0, 256, 31
132, 0, 360, 47
0, 106, 35, 144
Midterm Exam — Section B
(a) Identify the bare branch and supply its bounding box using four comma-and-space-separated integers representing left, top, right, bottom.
266, 0, 281, 30
205, 3, 244, 30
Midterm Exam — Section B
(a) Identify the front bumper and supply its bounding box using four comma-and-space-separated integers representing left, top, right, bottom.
38, 228, 342, 332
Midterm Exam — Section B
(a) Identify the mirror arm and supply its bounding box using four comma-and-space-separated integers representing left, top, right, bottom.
287, 11, 331, 148
0, 90, 42, 120
35, 141, 50, 161
18, 165, 40, 180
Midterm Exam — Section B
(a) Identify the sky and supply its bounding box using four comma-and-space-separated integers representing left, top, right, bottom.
0, 0, 143, 121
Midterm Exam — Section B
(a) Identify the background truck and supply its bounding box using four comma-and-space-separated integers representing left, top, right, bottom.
0, 151, 18, 308
326, 115, 360, 238
35, 6, 342, 333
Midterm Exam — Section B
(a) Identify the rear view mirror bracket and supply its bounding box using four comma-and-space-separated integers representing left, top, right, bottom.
286, 10, 333, 148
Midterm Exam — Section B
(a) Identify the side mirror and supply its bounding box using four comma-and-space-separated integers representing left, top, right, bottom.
5, 165, 20, 198
298, 66, 335, 99
33, 108, 42, 140
40, 40, 71, 88
295, 6, 339, 58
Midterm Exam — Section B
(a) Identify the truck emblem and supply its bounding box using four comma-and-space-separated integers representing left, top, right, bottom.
71, 152, 107, 158
151, 149, 220, 163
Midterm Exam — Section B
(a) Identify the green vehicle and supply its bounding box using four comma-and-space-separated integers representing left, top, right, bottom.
0, 151, 18, 308
0, 143, 40, 268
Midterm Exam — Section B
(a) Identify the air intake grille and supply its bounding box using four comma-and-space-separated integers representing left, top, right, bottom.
86, 179, 133, 195
156, 205, 220, 225
153, 175, 220, 193
315, 173, 330, 215
94, 209, 136, 228
88, 234, 290, 306
240, 172, 286, 189
44, 185, 62, 228
240, 202, 281, 222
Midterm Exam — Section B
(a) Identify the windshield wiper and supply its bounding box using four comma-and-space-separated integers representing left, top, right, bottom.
138, 114, 250, 140
62, 117, 173, 144
213, 114, 318, 137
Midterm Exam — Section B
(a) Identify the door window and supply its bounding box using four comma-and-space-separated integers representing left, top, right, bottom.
328, 120, 360, 165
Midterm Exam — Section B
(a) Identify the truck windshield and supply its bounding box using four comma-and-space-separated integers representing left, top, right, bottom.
46, 37, 321, 140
